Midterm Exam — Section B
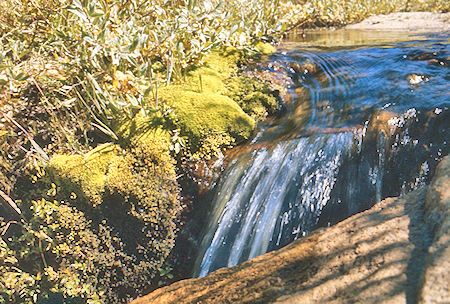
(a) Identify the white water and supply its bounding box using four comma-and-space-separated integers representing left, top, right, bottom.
196, 132, 356, 277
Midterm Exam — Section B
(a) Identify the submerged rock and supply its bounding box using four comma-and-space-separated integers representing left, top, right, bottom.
131, 156, 449, 304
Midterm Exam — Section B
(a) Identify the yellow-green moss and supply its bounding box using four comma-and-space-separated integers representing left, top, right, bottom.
157, 51, 258, 155
226, 75, 279, 120
105, 128, 178, 214
47, 126, 176, 201
47, 144, 119, 206
113, 113, 174, 148
33, 129, 181, 302
254, 42, 276, 55
160, 89, 254, 144
173, 51, 241, 95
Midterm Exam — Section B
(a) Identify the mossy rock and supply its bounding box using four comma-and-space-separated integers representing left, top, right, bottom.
40, 130, 181, 301
226, 76, 279, 120
160, 88, 255, 150
48, 126, 175, 201
157, 51, 259, 155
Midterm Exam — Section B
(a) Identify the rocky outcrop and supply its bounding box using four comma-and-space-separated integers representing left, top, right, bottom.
346, 12, 450, 32
419, 157, 450, 303
131, 156, 449, 304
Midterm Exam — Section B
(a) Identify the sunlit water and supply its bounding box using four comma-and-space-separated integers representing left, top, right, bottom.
193, 30, 449, 277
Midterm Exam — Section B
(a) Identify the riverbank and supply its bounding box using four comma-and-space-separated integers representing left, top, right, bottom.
346, 12, 450, 32
131, 11, 449, 303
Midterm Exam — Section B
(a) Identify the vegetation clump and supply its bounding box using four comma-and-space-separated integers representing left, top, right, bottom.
47, 144, 119, 207
226, 75, 279, 120
2, 131, 181, 303
158, 52, 258, 159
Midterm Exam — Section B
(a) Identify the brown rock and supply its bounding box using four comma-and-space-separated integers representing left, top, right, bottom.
419, 156, 450, 303
345, 12, 450, 32
367, 110, 398, 137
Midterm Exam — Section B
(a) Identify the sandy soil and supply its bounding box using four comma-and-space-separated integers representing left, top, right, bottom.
346, 12, 450, 32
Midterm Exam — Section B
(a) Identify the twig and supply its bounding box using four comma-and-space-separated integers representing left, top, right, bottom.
285, 20, 308, 33
38, 238, 48, 268
0, 189, 22, 215
0, 110, 49, 161
1, 220, 18, 236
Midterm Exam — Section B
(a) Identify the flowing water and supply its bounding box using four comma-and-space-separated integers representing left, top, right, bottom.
192, 30, 449, 277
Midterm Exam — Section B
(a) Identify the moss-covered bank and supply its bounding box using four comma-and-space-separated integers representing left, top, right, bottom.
2, 134, 181, 302
0, 47, 280, 303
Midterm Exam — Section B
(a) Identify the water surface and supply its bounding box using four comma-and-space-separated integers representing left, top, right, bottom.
193, 30, 449, 277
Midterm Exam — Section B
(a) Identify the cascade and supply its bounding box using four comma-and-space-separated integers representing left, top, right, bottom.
192, 31, 449, 277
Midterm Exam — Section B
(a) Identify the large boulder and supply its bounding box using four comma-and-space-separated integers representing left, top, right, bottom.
419, 156, 450, 303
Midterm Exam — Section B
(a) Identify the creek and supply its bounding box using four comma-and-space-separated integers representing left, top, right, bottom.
191, 30, 449, 277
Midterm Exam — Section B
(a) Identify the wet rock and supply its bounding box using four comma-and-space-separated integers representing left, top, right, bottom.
406, 50, 448, 67
367, 110, 398, 137
242, 62, 293, 103
428, 58, 448, 67
302, 60, 318, 74
408, 74, 429, 85
130, 157, 449, 304
290, 59, 319, 75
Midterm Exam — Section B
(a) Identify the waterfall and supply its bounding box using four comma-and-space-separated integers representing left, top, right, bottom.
190, 32, 449, 278
195, 132, 356, 277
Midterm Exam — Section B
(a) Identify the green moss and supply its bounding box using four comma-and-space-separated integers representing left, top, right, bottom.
47, 144, 119, 207
113, 112, 174, 148
160, 89, 254, 146
226, 75, 279, 120
254, 42, 276, 55
157, 51, 256, 155
172, 51, 241, 95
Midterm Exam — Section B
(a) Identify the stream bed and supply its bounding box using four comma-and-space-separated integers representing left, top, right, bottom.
189, 30, 449, 277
